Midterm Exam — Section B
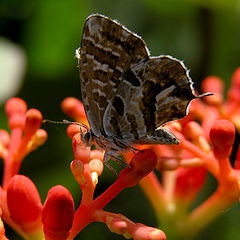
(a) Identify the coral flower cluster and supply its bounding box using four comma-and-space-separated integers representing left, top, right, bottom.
1, 67, 240, 240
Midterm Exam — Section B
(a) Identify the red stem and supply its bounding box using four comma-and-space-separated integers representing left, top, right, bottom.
138, 172, 167, 215
2, 128, 22, 189
69, 176, 127, 239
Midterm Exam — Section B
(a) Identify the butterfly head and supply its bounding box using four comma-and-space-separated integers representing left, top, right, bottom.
81, 129, 95, 147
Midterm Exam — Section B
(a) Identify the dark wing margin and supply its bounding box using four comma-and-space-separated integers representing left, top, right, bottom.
77, 14, 150, 136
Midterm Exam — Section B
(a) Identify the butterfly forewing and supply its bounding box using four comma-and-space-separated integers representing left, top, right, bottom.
78, 14, 149, 137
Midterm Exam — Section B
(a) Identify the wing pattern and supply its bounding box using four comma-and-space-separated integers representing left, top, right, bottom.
78, 14, 200, 147
77, 14, 149, 137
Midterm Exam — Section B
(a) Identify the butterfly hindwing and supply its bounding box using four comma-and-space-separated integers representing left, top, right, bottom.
103, 56, 196, 145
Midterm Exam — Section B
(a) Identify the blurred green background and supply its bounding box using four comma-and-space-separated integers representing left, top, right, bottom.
0, 0, 240, 239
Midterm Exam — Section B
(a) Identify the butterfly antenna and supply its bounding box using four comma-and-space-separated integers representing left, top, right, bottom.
195, 92, 214, 98
42, 119, 90, 131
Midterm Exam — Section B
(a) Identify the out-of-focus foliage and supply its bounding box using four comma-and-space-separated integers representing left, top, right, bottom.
145, 0, 240, 11
0, 0, 240, 239
23, 0, 87, 79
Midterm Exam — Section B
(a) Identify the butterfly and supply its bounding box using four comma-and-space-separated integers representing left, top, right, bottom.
75, 14, 210, 168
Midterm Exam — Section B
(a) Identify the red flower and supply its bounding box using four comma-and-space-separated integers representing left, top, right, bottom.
210, 120, 235, 159
6, 175, 42, 233
42, 185, 74, 240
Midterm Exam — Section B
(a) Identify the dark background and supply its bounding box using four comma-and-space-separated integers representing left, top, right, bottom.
0, 0, 240, 239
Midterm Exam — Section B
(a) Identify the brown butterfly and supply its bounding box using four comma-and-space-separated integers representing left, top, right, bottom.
75, 14, 211, 168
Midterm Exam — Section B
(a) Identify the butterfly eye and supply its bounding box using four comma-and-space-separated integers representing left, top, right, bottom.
83, 131, 92, 144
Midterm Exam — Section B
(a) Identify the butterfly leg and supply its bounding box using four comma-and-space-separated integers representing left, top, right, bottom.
116, 140, 143, 154
128, 145, 143, 154
104, 151, 130, 170
117, 142, 143, 155
80, 127, 84, 139
102, 152, 122, 176
103, 160, 118, 176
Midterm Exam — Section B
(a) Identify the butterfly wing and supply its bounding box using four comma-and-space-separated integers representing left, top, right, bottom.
103, 55, 196, 145
77, 14, 150, 136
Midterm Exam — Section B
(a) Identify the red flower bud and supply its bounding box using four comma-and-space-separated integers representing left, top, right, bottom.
183, 121, 204, 140
72, 133, 90, 163
5, 98, 27, 129
231, 67, 240, 87
174, 167, 207, 203
119, 150, 157, 188
6, 175, 42, 233
227, 67, 240, 103
70, 160, 86, 185
0, 130, 10, 148
209, 120, 235, 159
66, 124, 80, 139
42, 185, 74, 240
61, 97, 86, 121
108, 217, 128, 235
131, 223, 166, 240
24, 109, 42, 137
33, 129, 48, 146
0, 130, 10, 158
201, 76, 224, 105
5, 98, 27, 118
